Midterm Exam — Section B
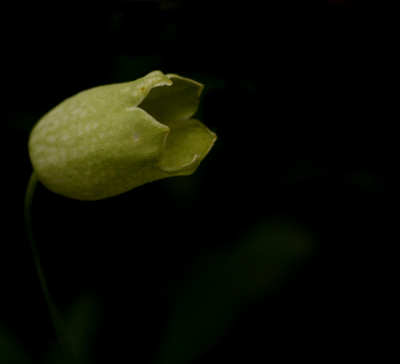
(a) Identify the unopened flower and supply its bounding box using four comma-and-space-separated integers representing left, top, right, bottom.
28, 71, 216, 200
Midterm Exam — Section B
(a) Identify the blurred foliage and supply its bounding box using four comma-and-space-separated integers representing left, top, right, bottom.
44, 293, 104, 364
153, 215, 315, 364
0, 0, 395, 363
0, 322, 35, 364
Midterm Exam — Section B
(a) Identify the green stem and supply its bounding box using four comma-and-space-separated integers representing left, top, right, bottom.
25, 172, 77, 364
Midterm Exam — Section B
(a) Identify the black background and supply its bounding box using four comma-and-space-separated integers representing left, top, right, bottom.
0, 1, 396, 363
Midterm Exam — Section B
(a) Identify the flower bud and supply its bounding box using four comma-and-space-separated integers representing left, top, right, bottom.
28, 71, 216, 200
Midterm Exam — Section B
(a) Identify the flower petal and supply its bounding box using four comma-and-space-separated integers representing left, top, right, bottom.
157, 119, 217, 175
138, 74, 203, 126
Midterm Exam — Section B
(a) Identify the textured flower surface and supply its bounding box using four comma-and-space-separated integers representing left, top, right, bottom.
28, 71, 216, 200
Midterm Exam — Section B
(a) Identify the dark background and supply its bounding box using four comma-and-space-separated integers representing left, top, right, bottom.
1, 1, 396, 363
